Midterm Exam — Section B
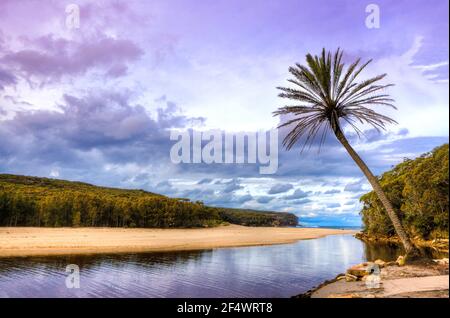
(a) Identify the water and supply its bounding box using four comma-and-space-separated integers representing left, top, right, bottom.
0, 234, 442, 298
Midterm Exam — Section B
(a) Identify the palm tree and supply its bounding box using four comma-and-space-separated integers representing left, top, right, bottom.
274, 48, 419, 257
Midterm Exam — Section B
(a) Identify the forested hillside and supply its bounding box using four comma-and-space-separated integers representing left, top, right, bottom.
360, 144, 449, 240
0, 174, 298, 228
219, 208, 298, 226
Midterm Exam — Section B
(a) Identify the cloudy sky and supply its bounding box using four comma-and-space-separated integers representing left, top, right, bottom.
0, 0, 448, 226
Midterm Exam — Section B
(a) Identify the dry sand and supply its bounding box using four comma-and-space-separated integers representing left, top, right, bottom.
0, 225, 356, 258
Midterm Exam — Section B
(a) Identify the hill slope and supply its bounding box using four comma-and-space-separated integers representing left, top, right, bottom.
360, 144, 449, 240
0, 174, 298, 228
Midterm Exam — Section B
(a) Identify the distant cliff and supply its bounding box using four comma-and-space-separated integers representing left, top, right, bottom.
219, 208, 298, 227
0, 174, 297, 228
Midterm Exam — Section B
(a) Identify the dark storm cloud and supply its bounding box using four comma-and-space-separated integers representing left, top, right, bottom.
358, 128, 409, 143
344, 180, 366, 192
323, 189, 341, 195
236, 194, 253, 204
0, 91, 201, 178
117, 119, 448, 184
200, 192, 254, 207
1, 90, 447, 197
290, 198, 312, 205
326, 203, 341, 209
256, 196, 274, 204
0, 68, 16, 90
282, 188, 310, 200
222, 179, 243, 193
1, 34, 143, 83
197, 178, 213, 185
154, 181, 174, 195
180, 188, 215, 199
268, 183, 293, 194
276, 133, 448, 180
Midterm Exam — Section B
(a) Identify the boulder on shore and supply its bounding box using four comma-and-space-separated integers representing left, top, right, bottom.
345, 273, 358, 282
346, 262, 371, 278
396, 255, 406, 266
433, 258, 449, 265
374, 259, 386, 268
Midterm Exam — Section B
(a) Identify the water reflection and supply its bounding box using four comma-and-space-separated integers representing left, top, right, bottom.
0, 234, 445, 298
363, 241, 403, 261
362, 240, 444, 261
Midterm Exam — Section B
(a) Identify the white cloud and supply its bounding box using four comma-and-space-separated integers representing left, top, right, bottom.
370, 36, 449, 137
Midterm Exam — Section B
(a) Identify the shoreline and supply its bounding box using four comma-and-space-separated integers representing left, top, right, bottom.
0, 225, 356, 258
295, 259, 449, 298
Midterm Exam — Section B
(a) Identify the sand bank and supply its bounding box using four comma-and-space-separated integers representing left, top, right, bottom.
0, 225, 356, 258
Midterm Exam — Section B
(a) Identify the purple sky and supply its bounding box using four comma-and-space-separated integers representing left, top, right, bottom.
0, 0, 448, 226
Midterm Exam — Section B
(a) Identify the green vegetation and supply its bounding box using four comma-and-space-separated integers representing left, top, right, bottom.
0, 174, 298, 228
218, 208, 298, 227
360, 144, 449, 240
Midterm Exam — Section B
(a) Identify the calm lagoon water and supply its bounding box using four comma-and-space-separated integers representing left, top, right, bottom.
0, 234, 438, 298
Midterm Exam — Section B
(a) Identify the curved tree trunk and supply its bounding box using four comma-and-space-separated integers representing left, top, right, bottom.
333, 127, 419, 257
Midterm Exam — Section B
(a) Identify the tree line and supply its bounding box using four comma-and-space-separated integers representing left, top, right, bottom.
0, 174, 298, 228
0, 174, 221, 227
219, 208, 298, 227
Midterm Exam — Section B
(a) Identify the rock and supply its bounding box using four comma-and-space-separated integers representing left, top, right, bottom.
336, 275, 347, 281
396, 255, 406, 266
328, 293, 360, 298
374, 259, 386, 268
345, 273, 358, 282
432, 258, 449, 265
384, 261, 398, 267
347, 263, 372, 277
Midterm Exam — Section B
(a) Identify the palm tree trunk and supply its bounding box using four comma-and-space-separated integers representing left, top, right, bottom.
333, 127, 419, 257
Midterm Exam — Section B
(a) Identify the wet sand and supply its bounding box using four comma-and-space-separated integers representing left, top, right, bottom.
0, 225, 356, 258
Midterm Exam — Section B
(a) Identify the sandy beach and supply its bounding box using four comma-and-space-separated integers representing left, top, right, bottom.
0, 225, 356, 258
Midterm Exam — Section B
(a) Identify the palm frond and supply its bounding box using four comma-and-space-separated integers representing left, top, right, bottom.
274, 48, 397, 151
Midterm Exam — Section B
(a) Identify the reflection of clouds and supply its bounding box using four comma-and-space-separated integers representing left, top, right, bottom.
0, 234, 406, 297
337, 235, 361, 269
